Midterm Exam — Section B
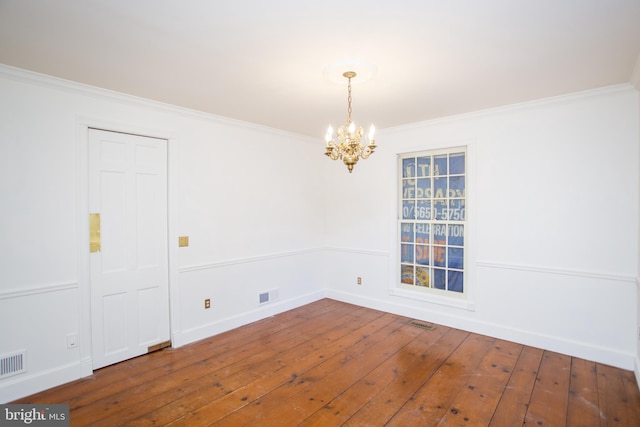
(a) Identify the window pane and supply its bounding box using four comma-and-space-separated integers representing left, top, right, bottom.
433, 222, 446, 266
416, 178, 431, 199
434, 268, 446, 289
401, 222, 414, 243
448, 224, 464, 246
434, 177, 447, 198
433, 245, 446, 267
402, 200, 415, 219
417, 156, 431, 177
434, 155, 447, 176
434, 200, 447, 220
401, 265, 414, 285
402, 158, 415, 178
416, 223, 430, 244
416, 266, 429, 287
448, 199, 465, 221
401, 244, 414, 263
450, 153, 465, 175
448, 271, 463, 292
402, 179, 415, 199
416, 200, 432, 220
433, 224, 446, 244
416, 245, 429, 266
449, 176, 465, 197
448, 247, 463, 269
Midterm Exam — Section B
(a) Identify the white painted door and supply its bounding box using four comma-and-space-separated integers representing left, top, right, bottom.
88, 128, 170, 369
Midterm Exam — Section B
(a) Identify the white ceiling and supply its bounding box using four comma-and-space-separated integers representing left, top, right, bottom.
1, 0, 639, 137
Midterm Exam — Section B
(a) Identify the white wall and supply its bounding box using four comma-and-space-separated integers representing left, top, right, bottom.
0, 65, 325, 402
324, 85, 640, 371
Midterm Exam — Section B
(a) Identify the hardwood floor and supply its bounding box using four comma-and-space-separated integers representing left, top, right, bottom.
14, 299, 640, 426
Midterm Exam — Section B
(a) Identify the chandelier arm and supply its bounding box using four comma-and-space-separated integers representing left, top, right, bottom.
327, 146, 341, 160
361, 146, 375, 159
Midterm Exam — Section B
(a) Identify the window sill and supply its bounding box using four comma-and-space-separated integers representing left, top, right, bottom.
390, 286, 476, 311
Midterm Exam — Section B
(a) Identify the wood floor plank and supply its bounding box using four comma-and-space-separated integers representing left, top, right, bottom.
384, 333, 496, 427
436, 339, 523, 426
524, 351, 572, 426
342, 327, 470, 427
164, 312, 401, 426
132, 306, 387, 427
622, 369, 640, 423
566, 358, 601, 427
16, 298, 340, 411
597, 363, 640, 426
249, 320, 432, 426
489, 345, 543, 426
298, 323, 449, 427
10, 299, 640, 427
74, 302, 377, 426
207, 315, 416, 426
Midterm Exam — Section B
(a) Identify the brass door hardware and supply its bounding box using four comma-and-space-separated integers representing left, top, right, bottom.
89, 213, 101, 253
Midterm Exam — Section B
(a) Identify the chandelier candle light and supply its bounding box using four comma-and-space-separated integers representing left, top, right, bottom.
324, 71, 376, 173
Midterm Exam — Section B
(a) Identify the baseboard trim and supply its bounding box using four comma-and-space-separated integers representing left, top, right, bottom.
325, 289, 635, 371
172, 290, 326, 348
635, 355, 640, 391
0, 358, 92, 403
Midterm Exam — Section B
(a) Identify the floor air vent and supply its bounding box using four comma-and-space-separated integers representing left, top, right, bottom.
0, 350, 27, 379
409, 320, 435, 330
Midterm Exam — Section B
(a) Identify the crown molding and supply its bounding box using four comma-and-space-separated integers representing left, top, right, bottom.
381, 83, 636, 135
0, 63, 317, 144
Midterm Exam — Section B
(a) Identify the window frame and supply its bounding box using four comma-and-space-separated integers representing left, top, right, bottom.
391, 145, 474, 310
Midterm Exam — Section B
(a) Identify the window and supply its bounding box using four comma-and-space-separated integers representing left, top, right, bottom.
399, 147, 466, 296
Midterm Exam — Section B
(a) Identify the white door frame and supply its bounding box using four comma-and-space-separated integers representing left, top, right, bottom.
76, 116, 180, 372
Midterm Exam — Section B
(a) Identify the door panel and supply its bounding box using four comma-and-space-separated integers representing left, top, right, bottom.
88, 129, 170, 369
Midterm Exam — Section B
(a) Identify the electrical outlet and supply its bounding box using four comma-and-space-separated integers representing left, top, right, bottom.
357, 277, 362, 285
67, 334, 78, 349
204, 298, 211, 309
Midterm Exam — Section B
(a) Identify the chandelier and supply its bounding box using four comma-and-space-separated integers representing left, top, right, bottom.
324, 71, 376, 173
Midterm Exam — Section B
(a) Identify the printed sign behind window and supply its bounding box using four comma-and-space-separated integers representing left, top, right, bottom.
399, 148, 466, 295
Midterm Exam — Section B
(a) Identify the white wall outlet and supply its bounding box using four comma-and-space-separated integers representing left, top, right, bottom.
67, 334, 78, 349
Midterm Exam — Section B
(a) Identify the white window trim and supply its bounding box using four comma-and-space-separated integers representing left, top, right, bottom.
389, 286, 476, 311
389, 141, 476, 311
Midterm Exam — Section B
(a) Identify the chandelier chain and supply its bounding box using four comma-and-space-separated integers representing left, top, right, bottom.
347, 76, 352, 123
